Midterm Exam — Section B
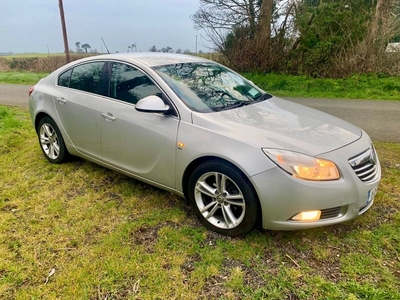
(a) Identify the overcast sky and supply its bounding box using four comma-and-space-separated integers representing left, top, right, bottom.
0, 0, 210, 54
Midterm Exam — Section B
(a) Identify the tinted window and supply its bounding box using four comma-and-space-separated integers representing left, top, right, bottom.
109, 63, 162, 104
58, 69, 72, 87
69, 62, 105, 94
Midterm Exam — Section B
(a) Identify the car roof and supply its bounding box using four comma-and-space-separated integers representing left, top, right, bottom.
85, 52, 212, 67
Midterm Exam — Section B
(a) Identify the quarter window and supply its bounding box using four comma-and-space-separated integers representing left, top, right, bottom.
58, 69, 72, 87
69, 62, 105, 94
109, 63, 162, 104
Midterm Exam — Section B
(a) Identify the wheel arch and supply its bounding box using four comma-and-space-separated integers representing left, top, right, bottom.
34, 112, 53, 133
182, 156, 252, 197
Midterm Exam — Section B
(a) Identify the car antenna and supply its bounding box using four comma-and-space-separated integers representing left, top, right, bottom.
101, 37, 110, 54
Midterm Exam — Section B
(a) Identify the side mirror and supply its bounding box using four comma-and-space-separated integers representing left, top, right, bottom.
135, 95, 170, 113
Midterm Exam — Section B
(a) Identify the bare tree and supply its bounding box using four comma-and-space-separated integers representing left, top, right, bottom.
362, 0, 400, 73
191, 0, 264, 51
259, 0, 274, 40
368, 0, 400, 44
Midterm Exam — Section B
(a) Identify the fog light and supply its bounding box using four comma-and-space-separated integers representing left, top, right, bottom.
291, 210, 321, 221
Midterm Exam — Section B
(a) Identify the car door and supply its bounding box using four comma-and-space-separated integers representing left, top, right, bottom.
99, 62, 179, 188
54, 61, 106, 159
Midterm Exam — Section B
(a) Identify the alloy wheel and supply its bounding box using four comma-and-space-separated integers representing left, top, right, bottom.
39, 123, 60, 160
194, 171, 246, 229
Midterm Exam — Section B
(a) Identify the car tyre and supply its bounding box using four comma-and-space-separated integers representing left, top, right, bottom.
188, 160, 259, 237
37, 117, 69, 164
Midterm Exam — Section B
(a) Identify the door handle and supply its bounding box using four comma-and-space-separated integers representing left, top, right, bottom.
101, 112, 116, 122
56, 97, 66, 104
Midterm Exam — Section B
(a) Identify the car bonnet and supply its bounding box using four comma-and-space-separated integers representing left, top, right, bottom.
191, 96, 362, 156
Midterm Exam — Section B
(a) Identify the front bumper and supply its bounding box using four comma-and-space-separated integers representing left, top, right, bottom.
252, 132, 381, 230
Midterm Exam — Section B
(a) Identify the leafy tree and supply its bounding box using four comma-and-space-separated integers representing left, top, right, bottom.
75, 42, 81, 52
292, 0, 372, 75
161, 46, 173, 53
149, 45, 157, 52
81, 43, 91, 53
291, 0, 400, 76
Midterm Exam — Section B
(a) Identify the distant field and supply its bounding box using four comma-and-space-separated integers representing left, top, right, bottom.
1, 53, 65, 59
0, 53, 96, 59
0, 53, 95, 73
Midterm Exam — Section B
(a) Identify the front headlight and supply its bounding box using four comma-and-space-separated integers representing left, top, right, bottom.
263, 149, 340, 181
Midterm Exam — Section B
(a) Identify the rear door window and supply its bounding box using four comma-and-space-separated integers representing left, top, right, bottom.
67, 62, 105, 94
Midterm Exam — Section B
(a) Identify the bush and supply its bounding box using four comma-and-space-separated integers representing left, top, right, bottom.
0, 57, 10, 72
0, 54, 94, 73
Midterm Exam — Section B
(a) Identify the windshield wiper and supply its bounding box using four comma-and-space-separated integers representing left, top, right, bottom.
213, 100, 252, 112
214, 94, 271, 111
220, 94, 271, 110
254, 93, 272, 102
227, 100, 252, 109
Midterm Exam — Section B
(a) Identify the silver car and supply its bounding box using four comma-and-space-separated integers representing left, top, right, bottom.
29, 53, 381, 236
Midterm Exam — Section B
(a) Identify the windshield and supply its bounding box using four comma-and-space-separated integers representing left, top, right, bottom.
153, 62, 270, 112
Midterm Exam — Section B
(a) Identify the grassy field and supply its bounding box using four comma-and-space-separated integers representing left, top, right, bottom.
1, 53, 66, 59
0, 105, 399, 299
0, 72, 48, 85
1, 71, 400, 100
244, 72, 400, 100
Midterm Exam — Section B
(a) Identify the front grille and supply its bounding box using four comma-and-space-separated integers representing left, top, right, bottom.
320, 206, 342, 219
348, 145, 379, 183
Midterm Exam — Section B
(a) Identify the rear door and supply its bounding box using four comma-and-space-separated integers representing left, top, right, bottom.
54, 61, 106, 159
98, 62, 179, 188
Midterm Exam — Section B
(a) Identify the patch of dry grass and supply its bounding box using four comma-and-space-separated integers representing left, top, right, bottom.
0, 54, 95, 73
1, 106, 399, 299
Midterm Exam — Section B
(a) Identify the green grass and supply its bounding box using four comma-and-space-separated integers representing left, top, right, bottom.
1, 53, 66, 59
0, 72, 49, 85
243, 72, 400, 100
1, 105, 399, 299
